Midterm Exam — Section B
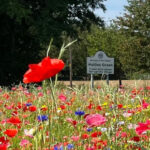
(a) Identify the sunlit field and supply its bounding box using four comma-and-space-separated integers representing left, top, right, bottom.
0, 82, 150, 150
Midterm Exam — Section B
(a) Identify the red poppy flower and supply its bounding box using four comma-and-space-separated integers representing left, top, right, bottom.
81, 133, 89, 139
0, 137, 9, 150
7, 116, 21, 125
60, 105, 66, 110
118, 104, 123, 109
91, 131, 102, 137
0, 144, 7, 150
96, 105, 102, 111
93, 140, 107, 149
11, 110, 18, 116
23, 57, 65, 83
4, 129, 18, 138
3, 93, 9, 99
0, 136, 9, 145
131, 136, 140, 142
87, 103, 93, 109
29, 106, 37, 112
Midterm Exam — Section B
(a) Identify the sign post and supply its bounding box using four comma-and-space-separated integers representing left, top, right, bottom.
87, 51, 114, 88
106, 74, 109, 85
91, 74, 94, 89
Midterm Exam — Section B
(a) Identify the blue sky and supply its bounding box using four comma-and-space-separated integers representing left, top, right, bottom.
95, 0, 128, 24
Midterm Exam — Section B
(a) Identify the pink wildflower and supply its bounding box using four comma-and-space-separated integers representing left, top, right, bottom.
37, 86, 42, 90
128, 123, 138, 129
146, 86, 150, 90
136, 120, 150, 135
85, 114, 106, 127
19, 139, 29, 147
142, 100, 149, 109
66, 118, 77, 127
123, 112, 132, 117
121, 132, 127, 138
38, 92, 43, 97
71, 136, 80, 142
58, 93, 67, 102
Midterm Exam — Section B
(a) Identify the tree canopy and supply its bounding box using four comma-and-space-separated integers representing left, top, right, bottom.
115, 0, 150, 78
1, 0, 150, 86
0, 0, 106, 86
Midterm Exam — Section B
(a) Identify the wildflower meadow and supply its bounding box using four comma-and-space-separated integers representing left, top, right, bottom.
0, 42, 150, 150
1, 0, 150, 149
0, 78, 150, 150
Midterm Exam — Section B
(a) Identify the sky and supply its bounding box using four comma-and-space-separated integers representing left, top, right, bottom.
95, 0, 128, 24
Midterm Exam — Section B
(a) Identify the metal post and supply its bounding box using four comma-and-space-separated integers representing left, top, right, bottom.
91, 74, 94, 89
106, 74, 109, 85
119, 79, 122, 88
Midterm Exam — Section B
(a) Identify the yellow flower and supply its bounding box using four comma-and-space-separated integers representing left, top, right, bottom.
57, 107, 61, 113
123, 105, 127, 108
41, 105, 47, 109
124, 144, 128, 148
128, 117, 132, 120
57, 107, 61, 110
113, 118, 116, 122
102, 102, 108, 106
135, 112, 140, 114
136, 105, 141, 108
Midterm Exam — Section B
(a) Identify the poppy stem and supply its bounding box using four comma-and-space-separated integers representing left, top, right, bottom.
46, 39, 53, 57
49, 79, 57, 110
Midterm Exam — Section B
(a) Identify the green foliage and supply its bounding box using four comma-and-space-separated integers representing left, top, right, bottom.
118, 36, 150, 79
115, 0, 150, 79
0, 0, 31, 23
0, 0, 106, 85
25, 0, 106, 44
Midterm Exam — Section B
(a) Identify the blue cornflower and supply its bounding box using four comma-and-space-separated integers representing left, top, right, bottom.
54, 145, 63, 150
54, 146, 58, 150
26, 103, 32, 107
37, 115, 48, 122
67, 144, 74, 150
75, 110, 85, 116
87, 128, 92, 132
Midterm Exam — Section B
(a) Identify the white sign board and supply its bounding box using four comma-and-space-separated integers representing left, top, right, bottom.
87, 51, 114, 74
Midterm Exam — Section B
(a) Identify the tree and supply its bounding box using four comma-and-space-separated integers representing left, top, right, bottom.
115, 0, 150, 79
0, 0, 106, 85
0, 0, 41, 86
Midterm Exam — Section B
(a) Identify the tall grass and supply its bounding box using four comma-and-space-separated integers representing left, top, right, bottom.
0, 83, 149, 149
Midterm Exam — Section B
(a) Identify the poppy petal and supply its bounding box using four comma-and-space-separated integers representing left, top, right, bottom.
23, 57, 64, 83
